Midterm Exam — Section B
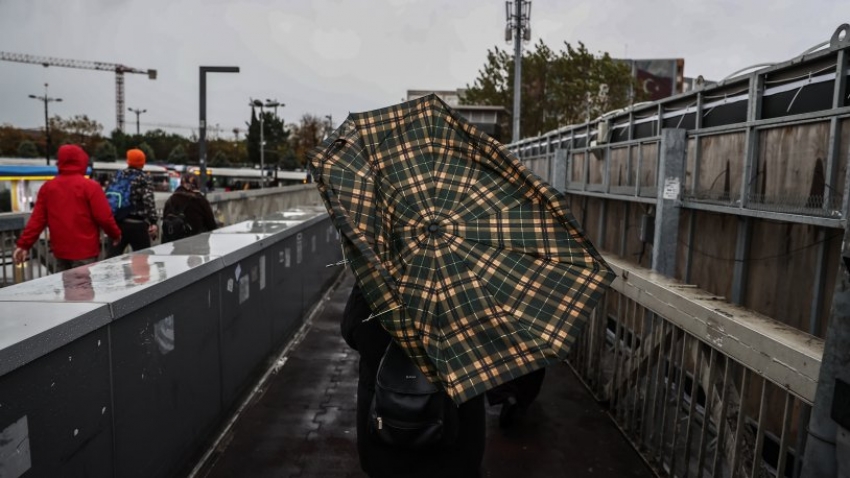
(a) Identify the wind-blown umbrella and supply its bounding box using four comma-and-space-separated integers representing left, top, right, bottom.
311, 94, 615, 404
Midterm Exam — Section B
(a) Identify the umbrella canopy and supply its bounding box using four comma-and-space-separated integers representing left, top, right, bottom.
311, 94, 615, 404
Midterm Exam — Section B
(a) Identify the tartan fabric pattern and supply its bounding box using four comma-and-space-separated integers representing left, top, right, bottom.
310, 94, 615, 404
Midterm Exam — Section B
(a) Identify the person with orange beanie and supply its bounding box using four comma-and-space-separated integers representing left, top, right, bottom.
107, 148, 159, 257
14, 144, 122, 271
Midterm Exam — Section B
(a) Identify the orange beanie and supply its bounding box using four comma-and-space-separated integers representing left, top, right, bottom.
127, 149, 146, 168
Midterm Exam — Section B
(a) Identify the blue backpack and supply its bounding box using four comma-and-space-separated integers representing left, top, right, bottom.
105, 169, 139, 221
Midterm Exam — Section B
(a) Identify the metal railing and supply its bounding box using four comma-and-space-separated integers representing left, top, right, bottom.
0, 185, 323, 288
0, 213, 56, 286
570, 256, 823, 478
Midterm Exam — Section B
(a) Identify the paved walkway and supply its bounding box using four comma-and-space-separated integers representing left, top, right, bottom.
199, 273, 654, 478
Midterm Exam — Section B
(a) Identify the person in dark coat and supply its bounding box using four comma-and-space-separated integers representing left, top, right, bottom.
342, 285, 486, 478
486, 368, 546, 428
160, 173, 218, 243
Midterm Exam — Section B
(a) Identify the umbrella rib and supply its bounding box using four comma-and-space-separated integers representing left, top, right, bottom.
420, 100, 444, 220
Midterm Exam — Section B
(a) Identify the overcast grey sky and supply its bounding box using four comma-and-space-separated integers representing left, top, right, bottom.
0, 0, 845, 139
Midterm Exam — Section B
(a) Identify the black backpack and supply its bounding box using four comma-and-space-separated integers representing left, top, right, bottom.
161, 202, 193, 243
369, 341, 459, 449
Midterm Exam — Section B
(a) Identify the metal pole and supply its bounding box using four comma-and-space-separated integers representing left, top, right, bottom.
511, 0, 522, 143
128, 108, 145, 135
198, 66, 240, 195
259, 108, 265, 188
43, 91, 50, 165
801, 219, 850, 477
199, 69, 208, 194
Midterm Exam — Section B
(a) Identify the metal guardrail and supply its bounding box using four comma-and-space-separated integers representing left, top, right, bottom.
570, 256, 823, 478
0, 213, 57, 286
0, 185, 322, 288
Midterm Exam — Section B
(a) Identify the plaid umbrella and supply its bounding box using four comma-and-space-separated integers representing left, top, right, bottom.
311, 94, 615, 404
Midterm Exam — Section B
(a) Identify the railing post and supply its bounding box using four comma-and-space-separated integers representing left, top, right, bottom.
801, 196, 850, 478
552, 148, 567, 192
651, 128, 686, 276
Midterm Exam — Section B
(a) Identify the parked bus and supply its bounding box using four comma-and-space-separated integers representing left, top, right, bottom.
186, 167, 310, 191
0, 162, 62, 212
91, 161, 172, 192
0, 158, 172, 211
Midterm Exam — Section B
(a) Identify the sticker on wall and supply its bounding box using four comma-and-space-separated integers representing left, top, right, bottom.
296, 233, 303, 264
259, 255, 266, 290
663, 177, 680, 200
227, 278, 234, 293
284, 248, 291, 268
239, 275, 250, 304
234, 264, 242, 281
311, 234, 317, 253
154, 315, 175, 355
250, 265, 258, 283
0, 415, 31, 478
326, 226, 332, 243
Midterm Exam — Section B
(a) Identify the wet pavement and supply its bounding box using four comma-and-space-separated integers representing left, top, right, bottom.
199, 272, 654, 478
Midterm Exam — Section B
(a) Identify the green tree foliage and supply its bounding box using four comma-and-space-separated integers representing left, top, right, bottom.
137, 142, 156, 163
17, 140, 39, 158
93, 141, 117, 162
168, 144, 188, 164
289, 114, 325, 169
110, 129, 128, 157
210, 150, 231, 167
207, 138, 243, 166
139, 129, 189, 161
464, 40, 641, 140
246, 108, 291, 169
50, 115, 103, 147
0, 125, 31, 156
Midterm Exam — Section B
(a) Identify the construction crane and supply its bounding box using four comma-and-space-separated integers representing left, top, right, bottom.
0, 51, 157, 132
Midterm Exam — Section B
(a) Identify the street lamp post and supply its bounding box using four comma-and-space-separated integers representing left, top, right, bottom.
324, 114, 333, 139
505, 1, 531, 143
251, 99, 265, 188
128, 107, 147, 135
28, 83, 62, 165
199, 66, 240, 194
251, 99, 283, 188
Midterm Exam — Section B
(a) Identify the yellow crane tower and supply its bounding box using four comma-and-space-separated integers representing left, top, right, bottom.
0, 51, 157, 132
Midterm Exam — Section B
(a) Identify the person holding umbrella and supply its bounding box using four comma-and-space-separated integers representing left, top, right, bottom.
342, 285, 486, 477
312, 95, 615, 477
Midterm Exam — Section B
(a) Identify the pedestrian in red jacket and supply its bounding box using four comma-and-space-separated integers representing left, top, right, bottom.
13, 144, 122, 272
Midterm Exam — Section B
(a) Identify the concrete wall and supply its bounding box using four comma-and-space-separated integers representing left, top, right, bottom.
205, 184, 324, 226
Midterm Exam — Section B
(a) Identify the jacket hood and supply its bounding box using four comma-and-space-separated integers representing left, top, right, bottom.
57, 145, 89, 175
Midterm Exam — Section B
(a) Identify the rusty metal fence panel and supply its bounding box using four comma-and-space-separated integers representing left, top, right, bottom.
570, 256, 823, 478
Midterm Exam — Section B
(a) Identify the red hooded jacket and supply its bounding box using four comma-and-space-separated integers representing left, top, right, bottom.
16, 145, 122, 260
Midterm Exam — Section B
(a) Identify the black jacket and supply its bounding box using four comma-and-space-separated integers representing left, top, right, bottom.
161, 187, 218, 241
342, 286, 485, 478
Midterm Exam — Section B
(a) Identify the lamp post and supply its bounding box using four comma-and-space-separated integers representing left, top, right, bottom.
251, 99, 284, 188
28, 83, 62, 165
265, 99, 281, 117
199, 66, 240, 194
324, 114, 333, 139
505, 1, 531, 143
251, 99, 265, 188
128, 107, 147, 135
